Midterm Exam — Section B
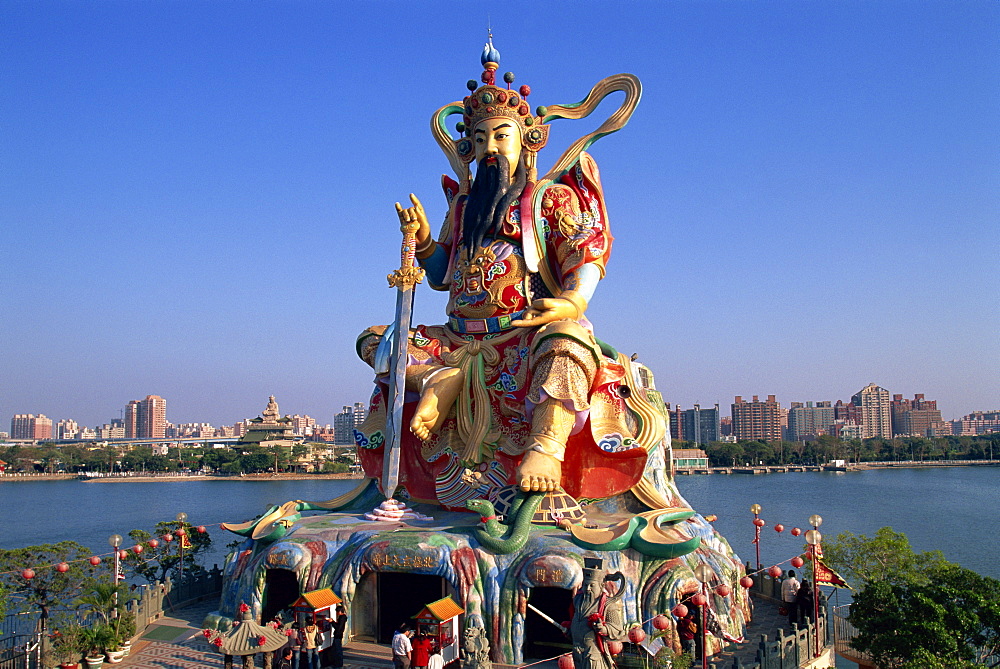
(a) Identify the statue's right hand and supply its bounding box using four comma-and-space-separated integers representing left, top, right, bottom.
394, 193, 431, 245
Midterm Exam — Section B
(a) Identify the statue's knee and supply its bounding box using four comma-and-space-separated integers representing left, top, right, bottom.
356, 325, 389, 366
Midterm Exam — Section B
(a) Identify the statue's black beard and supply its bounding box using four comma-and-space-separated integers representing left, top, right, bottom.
463, 154, 526, 256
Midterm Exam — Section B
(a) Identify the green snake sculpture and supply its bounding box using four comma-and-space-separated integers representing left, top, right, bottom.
567, 507, 701, 559
465, 492, 545, 554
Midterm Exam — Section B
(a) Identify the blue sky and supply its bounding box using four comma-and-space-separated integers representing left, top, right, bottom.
2, 1, 997, 429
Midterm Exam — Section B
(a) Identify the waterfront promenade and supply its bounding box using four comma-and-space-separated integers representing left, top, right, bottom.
115, 596, 808, 669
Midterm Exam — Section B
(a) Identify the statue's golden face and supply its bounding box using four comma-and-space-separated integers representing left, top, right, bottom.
473, 116, 523, 169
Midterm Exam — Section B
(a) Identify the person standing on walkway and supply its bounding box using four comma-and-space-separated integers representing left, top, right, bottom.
678, 610, 698, 659
796, 579, 814, 624
329, 604, 347, 669
300, 622, 321, 669
411, 631, 433, 669
781, 570, 801, 627
393, 624, 414, 669
427, 645, 444, 669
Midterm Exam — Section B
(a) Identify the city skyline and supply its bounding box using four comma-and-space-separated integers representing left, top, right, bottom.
5, 383, 994, 436
3, 2, 997, 429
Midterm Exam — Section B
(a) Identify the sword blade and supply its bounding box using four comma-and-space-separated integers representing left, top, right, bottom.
527, 603, 568, 633
381, 284, 415, 498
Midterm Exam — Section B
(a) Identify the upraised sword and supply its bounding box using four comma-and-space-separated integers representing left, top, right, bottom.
377, 218, 424, 498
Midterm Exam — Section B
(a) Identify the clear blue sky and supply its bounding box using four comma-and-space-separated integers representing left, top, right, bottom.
2, 1, 997, 429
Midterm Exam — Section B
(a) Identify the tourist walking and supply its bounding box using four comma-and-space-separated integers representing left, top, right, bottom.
781, 570, 801, 627
392, 624, 414, 669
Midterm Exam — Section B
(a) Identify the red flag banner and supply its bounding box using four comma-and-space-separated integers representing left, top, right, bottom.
813, 558, 851, 589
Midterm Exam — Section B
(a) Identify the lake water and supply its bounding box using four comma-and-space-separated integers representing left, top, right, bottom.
1, 467, 994, 580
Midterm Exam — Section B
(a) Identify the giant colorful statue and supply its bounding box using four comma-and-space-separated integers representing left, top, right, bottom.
355, 35, 661, 509
214, 37, 751, 669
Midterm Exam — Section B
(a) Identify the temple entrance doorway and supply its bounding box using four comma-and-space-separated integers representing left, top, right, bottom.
523, 587, 573, 660
375, 572, 447, 643
261, 568, 300, 623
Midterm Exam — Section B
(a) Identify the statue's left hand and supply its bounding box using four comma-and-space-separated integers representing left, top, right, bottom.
510, 297, 579, 327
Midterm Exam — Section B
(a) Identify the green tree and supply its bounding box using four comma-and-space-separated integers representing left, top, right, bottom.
0, 541, 102, 629
826, 527, 1000, 667
122, 520, 212, 583
823, 526, 948, 588
849, 564, 1000, 667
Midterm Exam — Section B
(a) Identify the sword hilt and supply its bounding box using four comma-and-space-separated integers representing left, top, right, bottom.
388, 221, 425, 289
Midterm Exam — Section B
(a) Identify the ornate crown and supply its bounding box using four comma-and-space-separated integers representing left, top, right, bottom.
453, 35, 550, 164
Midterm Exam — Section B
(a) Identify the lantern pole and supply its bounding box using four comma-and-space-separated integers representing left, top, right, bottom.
694, 563, 713, 669
750, 504, 763, 571
108, 534, 123, 586
806, 514, 824, 659
176, 512, 188, 579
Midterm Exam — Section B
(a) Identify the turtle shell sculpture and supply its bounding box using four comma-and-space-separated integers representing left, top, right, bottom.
492, 485, 586, 525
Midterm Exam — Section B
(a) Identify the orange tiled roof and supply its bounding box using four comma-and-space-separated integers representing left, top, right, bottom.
292, 587, 342, 611
414, 595, 464, 622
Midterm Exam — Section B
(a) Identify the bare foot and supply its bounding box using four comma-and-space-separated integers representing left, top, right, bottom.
518, 449, 562, 492
410, 367, 464, 441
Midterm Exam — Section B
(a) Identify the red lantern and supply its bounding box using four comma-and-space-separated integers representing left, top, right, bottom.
203, 629, 213, 638
239, 602, 250, 613
607, 640, 623, 656
89, 556, 101, 566
653, 614, 671, 629
162, 534, 174, 542
740, 576, 754, 589
716, 584, 732, 597
557, 654, 574, 669
257, 635, 267, 646
56, 562, 70, 573
176, 529, 186, 537
628, 627, 646, 644
774, 524, 784, 533
148, 539, 159, 549
791, 556, 805, 568
196, 526, 207, 534
753, 518, 765, 527
791, 527, 802, 536
21, 568, 35, 580
132, 545, 143, 554
690, 592, 708, 606
212, 637, 223, 647
118, 550, 128, 560
768, 565, 783, 578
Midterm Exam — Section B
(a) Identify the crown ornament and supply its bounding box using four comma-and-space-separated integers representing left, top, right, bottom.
431, 33, 641, 190
452, 33, 550, 166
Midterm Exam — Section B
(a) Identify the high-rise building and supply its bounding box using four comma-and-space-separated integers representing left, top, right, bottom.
10, 414, 53, 440
334, 403, 367, 445
680, 404, 720, 445
731, 395, 783, 442
891, 394, 945, 437
851, 383, 891, 439
124, 395, 167, 439
125, 400, 140, 439
664, 403, 684, 442
952, 411, 1000, 436
56, 418, 80, 440
787, 401, 835, 441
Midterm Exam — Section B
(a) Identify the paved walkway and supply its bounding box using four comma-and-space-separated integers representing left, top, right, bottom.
117, 596, 796, 669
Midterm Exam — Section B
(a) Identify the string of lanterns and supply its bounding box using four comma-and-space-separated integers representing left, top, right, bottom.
15, 522, 211, 581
